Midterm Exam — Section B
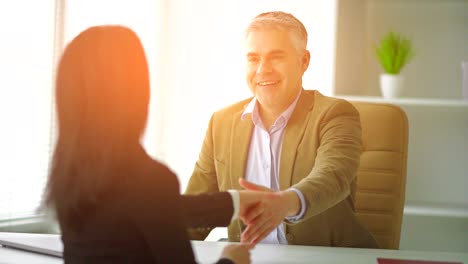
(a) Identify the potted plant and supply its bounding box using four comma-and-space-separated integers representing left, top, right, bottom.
374, 31, 415, 98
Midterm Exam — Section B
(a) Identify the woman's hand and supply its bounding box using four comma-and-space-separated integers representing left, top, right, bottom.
220, 243, 253, 264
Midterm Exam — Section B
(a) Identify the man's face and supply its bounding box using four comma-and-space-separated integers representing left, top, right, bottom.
245, 28, 309, 113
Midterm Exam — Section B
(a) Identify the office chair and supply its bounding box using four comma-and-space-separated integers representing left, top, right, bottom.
351, 101, 409, 249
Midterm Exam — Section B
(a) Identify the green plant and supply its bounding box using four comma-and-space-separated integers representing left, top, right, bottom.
374, 31, 415, 74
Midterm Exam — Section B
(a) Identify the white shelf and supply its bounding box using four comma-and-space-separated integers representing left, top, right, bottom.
338, 95, 468, 108
404, 202, 468, 218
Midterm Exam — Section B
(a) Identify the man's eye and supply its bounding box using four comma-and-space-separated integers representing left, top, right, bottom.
247, 57, 259, 63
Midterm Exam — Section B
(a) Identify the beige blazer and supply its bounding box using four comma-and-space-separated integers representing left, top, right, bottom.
185, 90, 378, 248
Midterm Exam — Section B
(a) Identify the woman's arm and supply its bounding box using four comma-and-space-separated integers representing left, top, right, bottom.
180, 192, 233, 228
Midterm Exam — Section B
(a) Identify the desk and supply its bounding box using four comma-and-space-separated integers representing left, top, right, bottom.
1, 232, 467, 264
0, 245, 61, 264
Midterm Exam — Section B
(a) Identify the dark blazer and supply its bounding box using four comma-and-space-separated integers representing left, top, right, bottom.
59, 147, 234, 264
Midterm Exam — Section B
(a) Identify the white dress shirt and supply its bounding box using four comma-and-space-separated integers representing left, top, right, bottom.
240, 90, 307, 244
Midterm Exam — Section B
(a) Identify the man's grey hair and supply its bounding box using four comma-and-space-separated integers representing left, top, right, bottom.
245, 11, 308, 51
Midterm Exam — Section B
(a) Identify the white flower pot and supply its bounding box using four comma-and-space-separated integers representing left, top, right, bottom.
380, 74, 404, 98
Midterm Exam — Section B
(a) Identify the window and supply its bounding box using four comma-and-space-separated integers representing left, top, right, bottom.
0, 0, 164, 221
0, 1, 57, 220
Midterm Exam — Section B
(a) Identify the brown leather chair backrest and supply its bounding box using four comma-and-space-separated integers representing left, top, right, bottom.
351, 101, 409, 249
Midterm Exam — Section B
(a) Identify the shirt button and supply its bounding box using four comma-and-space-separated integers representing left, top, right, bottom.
286, 233, 294, 242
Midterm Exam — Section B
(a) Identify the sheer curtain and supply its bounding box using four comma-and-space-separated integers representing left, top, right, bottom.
0, 0, 166, 221
0, 1, 57, 221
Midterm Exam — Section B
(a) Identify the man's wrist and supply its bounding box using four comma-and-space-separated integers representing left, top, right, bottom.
282, 190, 301, 217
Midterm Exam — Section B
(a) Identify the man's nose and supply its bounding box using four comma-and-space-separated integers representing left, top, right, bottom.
256, 59, 273, 74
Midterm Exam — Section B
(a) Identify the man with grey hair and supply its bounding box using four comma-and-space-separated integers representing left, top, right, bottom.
185, 11, 378, 248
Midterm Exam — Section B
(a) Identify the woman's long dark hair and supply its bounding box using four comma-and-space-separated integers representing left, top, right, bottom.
44, 26, 150, 231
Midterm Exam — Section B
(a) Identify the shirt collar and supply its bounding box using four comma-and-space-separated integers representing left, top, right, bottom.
241, 89, 302, 128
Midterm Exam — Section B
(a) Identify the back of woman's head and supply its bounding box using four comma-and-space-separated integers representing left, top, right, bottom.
56, 25, 149, 146
46, 26, 150, 228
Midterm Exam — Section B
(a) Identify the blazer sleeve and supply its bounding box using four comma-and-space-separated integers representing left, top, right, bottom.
129, 164, 235, 264
293, 99, 363, 221
180, 192, 233, 228
129, 166, 198, 263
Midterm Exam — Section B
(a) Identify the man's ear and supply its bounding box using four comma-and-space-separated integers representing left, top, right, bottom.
301, 50, 311, 73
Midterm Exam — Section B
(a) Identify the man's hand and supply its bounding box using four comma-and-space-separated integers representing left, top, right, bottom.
238, 190, 266, 218
238, 178, 301, 244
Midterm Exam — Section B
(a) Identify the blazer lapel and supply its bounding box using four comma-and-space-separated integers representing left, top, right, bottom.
229, 110, 253, 189
279, 90, 316, 190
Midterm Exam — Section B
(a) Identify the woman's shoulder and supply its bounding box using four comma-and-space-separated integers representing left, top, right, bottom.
140, 157, 176, 178
129, 155, 180, 191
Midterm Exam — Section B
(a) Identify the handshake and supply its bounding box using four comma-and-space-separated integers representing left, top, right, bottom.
236, 178, 301, 244
190, 178, 303, 264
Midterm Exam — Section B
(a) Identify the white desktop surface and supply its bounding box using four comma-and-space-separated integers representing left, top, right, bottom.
1, 232, 467, 264
193, 241, 468, 264
0, 246, 61, 264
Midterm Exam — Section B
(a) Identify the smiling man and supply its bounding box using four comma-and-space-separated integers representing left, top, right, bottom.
185, 11, 378, 248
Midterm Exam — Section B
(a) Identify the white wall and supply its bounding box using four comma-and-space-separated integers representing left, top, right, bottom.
335, 0, 368, 96
400, 214, 468, 253
400, 102, 468, 252
401, 104, 468, 207
399, 102, 468, 253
